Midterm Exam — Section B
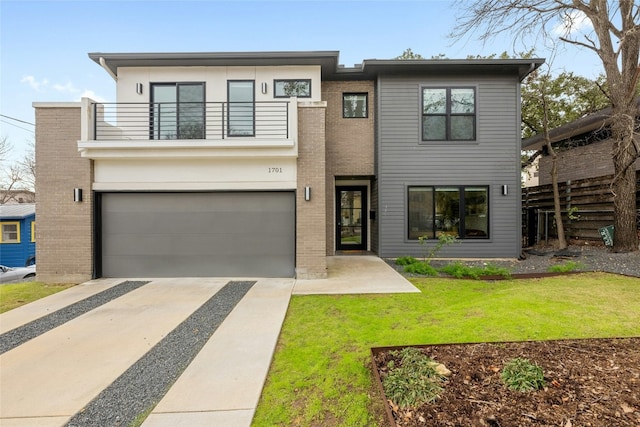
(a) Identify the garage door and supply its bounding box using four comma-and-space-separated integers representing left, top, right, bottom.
100, 192, 295, 278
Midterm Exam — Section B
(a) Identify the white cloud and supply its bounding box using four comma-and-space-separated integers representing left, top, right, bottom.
77, 90, 107, 103
20, 75, 49, 91
553, 10, 592, 36
52, 82, 80, 93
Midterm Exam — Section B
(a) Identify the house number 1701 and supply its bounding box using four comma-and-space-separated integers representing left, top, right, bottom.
268, 167, 283, 173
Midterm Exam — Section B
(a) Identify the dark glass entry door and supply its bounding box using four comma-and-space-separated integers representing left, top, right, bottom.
336, 186, 367, 250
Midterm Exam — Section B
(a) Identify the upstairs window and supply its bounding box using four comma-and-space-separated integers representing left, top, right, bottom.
274, 79, 311, 98
343, 93, 368, 118
151, 83, 205, 140
422, 87, 475, 141
1, 222, 20, 243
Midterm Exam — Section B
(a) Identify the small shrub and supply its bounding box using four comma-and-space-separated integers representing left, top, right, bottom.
395, 256, 418, 266
382, 348, 446, 409
501, 358, 545, 392
479, 263, 512, 279
439, 261, 480, 279
404, 261, 439, 276
439, 262, 512, 279
547, 260, 586, 273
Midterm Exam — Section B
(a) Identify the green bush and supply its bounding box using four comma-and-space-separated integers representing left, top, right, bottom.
382, 348, 446, 409
395, 256, 418, 266
404, 261, 439, 276
501, 358, 546, 392
548, 260, 586, 273
439, 261, 511, 279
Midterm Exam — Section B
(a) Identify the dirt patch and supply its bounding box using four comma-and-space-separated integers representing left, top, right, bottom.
372, 338, 640, 426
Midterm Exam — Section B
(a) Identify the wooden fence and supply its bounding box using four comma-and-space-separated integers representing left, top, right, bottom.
521, 170, 640, 246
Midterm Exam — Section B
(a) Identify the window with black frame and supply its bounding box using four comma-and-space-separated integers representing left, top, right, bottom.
408, 186, 489, 239
151, 83, 205, 140
343, 93, 368, 118
422, 87, 475, 141
273, 79, 311, 98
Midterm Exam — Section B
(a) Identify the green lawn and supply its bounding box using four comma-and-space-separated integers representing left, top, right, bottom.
0, 282, 76, 314
252, 273, 640, 426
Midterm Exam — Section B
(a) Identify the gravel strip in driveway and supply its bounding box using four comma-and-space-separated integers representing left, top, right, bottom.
65, 280, 256, 427
0, 280, 150, 355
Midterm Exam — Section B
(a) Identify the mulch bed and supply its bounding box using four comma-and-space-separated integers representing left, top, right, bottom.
372, 338, 640, 426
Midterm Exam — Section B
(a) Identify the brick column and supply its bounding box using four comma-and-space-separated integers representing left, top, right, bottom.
296, 102, 327, 279
34, 103, 93, 283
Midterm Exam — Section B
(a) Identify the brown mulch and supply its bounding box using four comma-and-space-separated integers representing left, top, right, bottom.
373, 338, 640, 427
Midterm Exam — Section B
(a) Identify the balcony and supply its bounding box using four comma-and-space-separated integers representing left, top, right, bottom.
78, 99, 297, 159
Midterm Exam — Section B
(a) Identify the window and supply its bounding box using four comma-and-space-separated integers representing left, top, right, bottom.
408, 186, 488, 239
422, 87, 475, 141
1, 222, 20, 243
343, 93, 368, 118
274, 79, 311, 98
228, 81, 255, 136
31, 221, 36, 242
151, 83, 205, 140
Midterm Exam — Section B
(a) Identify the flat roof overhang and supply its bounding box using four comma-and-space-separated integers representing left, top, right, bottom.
89, 51, 544, 82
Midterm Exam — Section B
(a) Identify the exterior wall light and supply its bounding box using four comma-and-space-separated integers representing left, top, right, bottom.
304, 186, 311, 201
136, 83, 143, 95
261, 82, 268, 94
74, 188, 83, 202
502, 184, 508, 196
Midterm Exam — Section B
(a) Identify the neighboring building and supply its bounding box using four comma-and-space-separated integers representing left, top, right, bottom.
34, 51, 543, 282
0, 190, 35, 205
0, 203, 36, 267
521, 99, 640, 243
522, 98, 640, 185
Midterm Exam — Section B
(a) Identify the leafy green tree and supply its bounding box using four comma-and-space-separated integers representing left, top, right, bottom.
522, 72, 609, 138
395, 48, 424, 60
451, 0, 640, 253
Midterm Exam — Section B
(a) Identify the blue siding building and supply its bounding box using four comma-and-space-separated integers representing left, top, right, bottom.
0, 204, 36, 267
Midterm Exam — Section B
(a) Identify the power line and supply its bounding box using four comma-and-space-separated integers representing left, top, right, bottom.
0, 119, 35, 134
0, 114, 35, 126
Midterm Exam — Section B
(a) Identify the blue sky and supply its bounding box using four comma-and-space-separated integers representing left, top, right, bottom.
1, 0, 603, 161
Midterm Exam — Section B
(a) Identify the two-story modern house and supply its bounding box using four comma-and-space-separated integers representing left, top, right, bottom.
34, 51, 543, 282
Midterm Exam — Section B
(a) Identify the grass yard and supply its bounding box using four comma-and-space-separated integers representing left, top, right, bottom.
252, 273, 640, 426
0, 282, 76, 314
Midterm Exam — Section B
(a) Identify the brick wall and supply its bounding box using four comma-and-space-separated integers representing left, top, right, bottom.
296, 102, 328, 279
35, 104, 94, 283
538, 139, 640, 185
322, 81, 375, 254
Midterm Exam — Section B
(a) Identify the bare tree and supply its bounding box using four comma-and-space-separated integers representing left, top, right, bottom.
0, 135, 10, 162
0, 136, 35, 203
452, 0, 640, 252
18, 142, 36, 192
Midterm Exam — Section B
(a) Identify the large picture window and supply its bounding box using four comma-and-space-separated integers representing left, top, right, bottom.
422, 87, 475, 141
408, 186, 488, 240
151, 83, 205, 140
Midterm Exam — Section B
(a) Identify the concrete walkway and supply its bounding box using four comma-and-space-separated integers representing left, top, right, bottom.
0, 256, 417, 427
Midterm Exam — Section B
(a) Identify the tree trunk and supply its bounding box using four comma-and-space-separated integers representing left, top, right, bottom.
549, 145, 567, 250
611, 109, 639, 252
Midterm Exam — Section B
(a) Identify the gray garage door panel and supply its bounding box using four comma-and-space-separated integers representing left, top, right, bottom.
101, 192, 295, 278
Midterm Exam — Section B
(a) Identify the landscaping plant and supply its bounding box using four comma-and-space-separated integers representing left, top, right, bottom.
501, 357, 546, 392
382, 348, 446, 409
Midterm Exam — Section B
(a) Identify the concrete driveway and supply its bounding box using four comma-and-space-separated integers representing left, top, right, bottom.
0, 256, 417, 427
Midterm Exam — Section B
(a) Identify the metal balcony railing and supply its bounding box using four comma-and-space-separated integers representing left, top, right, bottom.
91, 101, 290, 141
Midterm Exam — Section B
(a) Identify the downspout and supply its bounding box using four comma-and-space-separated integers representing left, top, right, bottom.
99, 57, 118, 81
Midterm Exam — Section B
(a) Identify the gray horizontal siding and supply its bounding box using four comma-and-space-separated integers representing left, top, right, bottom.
377, 74, 522, 258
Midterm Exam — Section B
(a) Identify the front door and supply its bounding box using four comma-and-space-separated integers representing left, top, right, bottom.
336, 186, 367, 251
